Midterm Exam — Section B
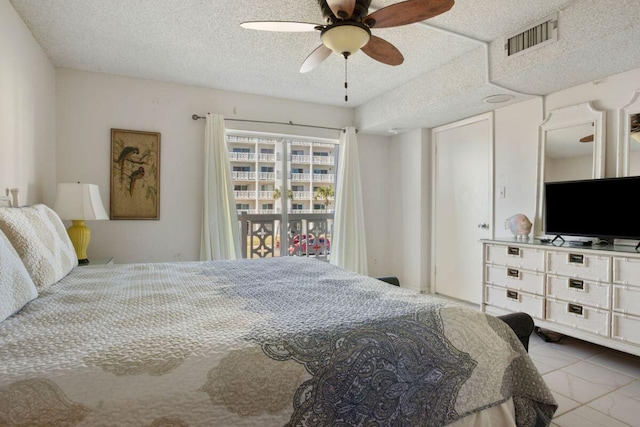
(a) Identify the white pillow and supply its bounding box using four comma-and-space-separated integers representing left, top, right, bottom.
0, 229, 38, 322
0, 204, 78, 292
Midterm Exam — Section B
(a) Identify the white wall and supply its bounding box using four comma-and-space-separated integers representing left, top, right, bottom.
493, 97, 542, 236
55, 69, 401, 269
357, 134, 393, 277
0, 0, 56, 204
387, 129, 431, 292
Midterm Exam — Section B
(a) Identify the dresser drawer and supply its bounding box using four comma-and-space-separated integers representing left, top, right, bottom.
546, 251, 610, 282
613, 285, 640, 317
485, 265, 545, 295
546, 298, 609, 336
547, 274, 610, 309
613, 257, 640, 287
612, 313, 640, 347
485, 244, 545, 271
484, 284, 545, 320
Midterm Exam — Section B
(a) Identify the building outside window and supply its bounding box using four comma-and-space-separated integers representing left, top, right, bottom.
226, 132, 337, 260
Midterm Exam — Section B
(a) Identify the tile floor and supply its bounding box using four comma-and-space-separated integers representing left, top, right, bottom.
527, 330, 640, 427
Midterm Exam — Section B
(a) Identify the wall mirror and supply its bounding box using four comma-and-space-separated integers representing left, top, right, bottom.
617, 89, 640, 177
533, 102, 606, 237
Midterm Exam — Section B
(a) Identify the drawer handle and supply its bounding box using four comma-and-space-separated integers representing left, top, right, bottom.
568, 253, 584, 264
567, 303, 583, 316
507, 268, 520, 279
506, 290, 519, 300
568, 279, 584, 290
507, 246, 520, 256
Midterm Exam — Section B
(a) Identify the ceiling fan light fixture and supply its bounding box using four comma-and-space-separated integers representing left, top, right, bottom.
321, 23, 371, 56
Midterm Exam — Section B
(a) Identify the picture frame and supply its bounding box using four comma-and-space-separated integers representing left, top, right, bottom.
110, 128, 160, 220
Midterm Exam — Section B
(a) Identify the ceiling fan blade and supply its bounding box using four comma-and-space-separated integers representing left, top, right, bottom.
579, 135, 594, 143
240, 21, 321, 32
361, 35, 404, 66
300, 45, 332, 73
326, 0, 356, 19
364, 0, 454, 28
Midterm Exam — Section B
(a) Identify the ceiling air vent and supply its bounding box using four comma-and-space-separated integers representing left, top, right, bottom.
505, 13, 558, 58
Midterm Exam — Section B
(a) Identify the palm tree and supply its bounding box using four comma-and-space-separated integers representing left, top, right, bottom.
273, 187, 293, 212
314, 186, 335, 212
272, 187, 281, 202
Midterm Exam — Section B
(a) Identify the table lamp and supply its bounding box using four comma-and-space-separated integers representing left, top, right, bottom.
53, 183, 109, 265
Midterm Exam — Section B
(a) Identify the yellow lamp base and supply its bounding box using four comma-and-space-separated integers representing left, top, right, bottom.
67, 220, 91, 265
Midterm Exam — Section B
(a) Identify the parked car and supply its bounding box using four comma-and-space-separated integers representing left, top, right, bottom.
288, 233, 330, 255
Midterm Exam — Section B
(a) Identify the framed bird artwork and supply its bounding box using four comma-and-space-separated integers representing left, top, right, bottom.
110, 129, 160, 219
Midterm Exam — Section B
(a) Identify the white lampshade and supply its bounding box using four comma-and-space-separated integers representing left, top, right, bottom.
53, 183, 109, 220
321, 24, 371, 56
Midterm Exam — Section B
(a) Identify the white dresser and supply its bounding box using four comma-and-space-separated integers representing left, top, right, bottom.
482, 238, 640, 356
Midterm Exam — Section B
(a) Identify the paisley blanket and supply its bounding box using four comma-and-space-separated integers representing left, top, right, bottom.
0, 257, 556, 426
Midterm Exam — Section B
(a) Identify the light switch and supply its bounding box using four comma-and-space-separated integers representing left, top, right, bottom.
497, 186, 506, 199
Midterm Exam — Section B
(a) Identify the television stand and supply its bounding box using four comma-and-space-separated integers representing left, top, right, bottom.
482, 238, 640, 357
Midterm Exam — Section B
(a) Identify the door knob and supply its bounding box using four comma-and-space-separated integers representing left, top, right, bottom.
478, 223, 489, 229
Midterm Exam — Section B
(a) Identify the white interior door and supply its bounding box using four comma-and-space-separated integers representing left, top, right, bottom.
432, 113, 493, 304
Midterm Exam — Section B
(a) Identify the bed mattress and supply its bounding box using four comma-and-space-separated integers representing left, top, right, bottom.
0, 257, 556, 426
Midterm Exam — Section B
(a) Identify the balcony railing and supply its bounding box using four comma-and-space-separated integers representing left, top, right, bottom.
291, 155, 310, 163
258, 172, 275, 181
292, 191, 311, 199
291, 173, 311, 182
312, 156, 334, 165
313, 174, 334, 183
290, 209, 335, 214
228, 136, 278, 144
234, 191, 257, 200
258, 191, 274, 199
232, 171, 256, 180
238, 212, 333, 261
258, 153, 276, 162
228, 152, 256, 161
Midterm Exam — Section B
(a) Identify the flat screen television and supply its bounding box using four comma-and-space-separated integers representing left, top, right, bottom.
544, 176, 640, 242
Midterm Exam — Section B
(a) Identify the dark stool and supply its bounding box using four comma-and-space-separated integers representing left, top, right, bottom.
376, 276, 400, 286
376, 276, 534, 352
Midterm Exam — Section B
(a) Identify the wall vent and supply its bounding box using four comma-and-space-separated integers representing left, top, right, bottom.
505, 13, 558, 58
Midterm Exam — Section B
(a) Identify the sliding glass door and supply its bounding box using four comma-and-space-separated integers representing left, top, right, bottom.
227, 132, 338, 260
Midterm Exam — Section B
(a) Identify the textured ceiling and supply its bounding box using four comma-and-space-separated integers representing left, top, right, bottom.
9, 0, 640, 134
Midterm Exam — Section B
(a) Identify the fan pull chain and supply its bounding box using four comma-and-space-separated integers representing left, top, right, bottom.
344, 54, 349, 102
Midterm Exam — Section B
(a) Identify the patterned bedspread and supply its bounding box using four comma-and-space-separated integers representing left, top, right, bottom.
0, 257, 556, 426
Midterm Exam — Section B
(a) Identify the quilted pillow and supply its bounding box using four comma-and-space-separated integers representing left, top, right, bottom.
0, 229, 38, 322
0, 204, 78, 292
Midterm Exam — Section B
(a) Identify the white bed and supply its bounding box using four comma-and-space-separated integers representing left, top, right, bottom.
0, 200, 557, 427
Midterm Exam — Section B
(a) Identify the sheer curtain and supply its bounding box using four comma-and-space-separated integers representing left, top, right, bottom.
200, 113, 242, 260
330, 127, 368, 275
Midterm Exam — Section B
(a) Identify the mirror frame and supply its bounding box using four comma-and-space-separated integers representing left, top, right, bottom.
533, 102, 606, 237
617, 89, 640, 177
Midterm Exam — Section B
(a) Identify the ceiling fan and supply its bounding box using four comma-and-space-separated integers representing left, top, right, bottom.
240, 0, 455, 101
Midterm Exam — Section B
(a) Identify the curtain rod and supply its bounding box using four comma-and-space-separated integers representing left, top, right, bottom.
191, 114, 348, 133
